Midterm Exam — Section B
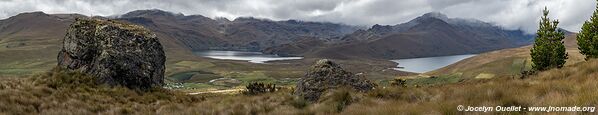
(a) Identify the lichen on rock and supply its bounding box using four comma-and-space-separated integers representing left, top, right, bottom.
57, 18, 166, 90
294, 59, 376, 101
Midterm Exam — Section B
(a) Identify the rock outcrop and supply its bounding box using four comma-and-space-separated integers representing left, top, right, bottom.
294, 59, 376, 101
57, 18, 166, 90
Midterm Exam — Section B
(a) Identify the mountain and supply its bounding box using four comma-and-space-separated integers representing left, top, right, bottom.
1, 10, 536, 61
0, 12, 72, 45
117, 9, 225, 51
0, 10, 362, 76
117, 9, 361, 51
265, 12, 536, 59
0, 12, 83, 75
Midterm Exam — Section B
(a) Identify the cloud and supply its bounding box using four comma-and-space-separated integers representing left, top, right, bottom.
0, 0, 595, 33
439, 0, 596, 33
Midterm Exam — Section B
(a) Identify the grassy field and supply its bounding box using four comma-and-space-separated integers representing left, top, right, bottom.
0, 43, 404, 92
0, 22, 67, 76
0, 34, 305, 91
2, 58, 598, 114
0, 19, 409, 91
0, 33, 583, 93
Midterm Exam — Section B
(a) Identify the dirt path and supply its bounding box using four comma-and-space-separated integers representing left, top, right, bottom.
188, 89, 245, 95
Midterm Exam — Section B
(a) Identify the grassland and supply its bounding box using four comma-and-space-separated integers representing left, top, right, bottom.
0, 33, 305, 91
0, 34, 405, 92
419, 34, 584, 81
0, 38, 61, 76
2, 58, 598, 114
162, 56, 404, 92
0, 15, 406, 91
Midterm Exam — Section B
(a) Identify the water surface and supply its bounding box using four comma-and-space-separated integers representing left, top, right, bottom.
391, 54, 476, 73
193, 50, 303, 63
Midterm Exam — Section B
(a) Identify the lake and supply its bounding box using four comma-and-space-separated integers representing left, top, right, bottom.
391, 54, 476, 73
193, 50, 303, 63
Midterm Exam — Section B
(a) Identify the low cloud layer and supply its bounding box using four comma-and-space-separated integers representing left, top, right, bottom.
0, 0, 595, 33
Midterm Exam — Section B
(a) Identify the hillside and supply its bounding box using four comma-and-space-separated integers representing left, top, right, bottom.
0, 11, 404, 90
0, 12, 76, 76
2, 56, 598, 114
1, 8, 597, 115
0, 11, 198, 76
265, 12, 535, 59
426, 34, 583, 78
119, 9, 361, 51
0, 10, 361, 76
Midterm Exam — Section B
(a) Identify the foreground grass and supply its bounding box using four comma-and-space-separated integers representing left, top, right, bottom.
428, 34, 584, 79
346, 59, 598, 114
3, 60, 598, 114
0, 68, 204, 114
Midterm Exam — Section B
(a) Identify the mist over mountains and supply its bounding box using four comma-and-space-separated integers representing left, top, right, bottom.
0, 9, 553, 60
265, 12, 539, 59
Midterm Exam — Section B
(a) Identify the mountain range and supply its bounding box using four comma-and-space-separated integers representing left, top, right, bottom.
117, 9, 361, 51
0, 9, 558, 62
264, 12, 541, 59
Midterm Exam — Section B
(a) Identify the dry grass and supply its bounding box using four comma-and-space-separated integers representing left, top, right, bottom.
0, 68, 205, 114
428, 34, 584, 78
344, 59, 598, 114
2, 59, 598, 114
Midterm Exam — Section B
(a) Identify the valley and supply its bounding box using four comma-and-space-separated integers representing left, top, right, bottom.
1, 0, 598, 114
0, 10, 537, 91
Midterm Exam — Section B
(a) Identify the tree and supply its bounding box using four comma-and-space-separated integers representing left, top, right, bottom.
577, 1, 598, 60
530, 7, 568, 71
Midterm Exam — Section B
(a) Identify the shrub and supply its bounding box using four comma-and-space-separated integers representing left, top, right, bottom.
389, 78, 407, 87
314, 88, 359, 113
244, 82, 276, 95
520, 70, 536, 79
290, 97, 309, 109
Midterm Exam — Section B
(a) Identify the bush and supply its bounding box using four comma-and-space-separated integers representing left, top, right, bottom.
244, 82, 276, 95
520, 70, 537, 79
314, 88, 361, 113
389, 78, 407, 87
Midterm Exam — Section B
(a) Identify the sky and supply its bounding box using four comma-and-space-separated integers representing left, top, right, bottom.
0, 0, 595, 33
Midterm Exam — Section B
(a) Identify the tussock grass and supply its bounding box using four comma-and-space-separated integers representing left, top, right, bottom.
0, 67, 204, 114
342, 59, 598, 114
3, 59, 598, 114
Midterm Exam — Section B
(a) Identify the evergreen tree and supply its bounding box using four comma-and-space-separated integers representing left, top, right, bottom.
577, 1, 598, 60
530, 7, 568, 71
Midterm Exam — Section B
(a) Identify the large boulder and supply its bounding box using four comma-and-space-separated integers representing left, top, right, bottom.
57, 18, 166, 90
294, 59, 376, 101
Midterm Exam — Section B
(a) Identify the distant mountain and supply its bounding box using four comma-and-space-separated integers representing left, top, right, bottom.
0, 11, 80, 50
117, 9, 226, 51
0, 10, 551, 61
0, 12, 72, 43
0, 10, 364, 75
0, 12, 80, 75
265, 12, 537, 59
117, 9, 361, 51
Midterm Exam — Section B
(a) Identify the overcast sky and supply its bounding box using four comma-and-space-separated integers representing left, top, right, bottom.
0, 0, 595, 33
